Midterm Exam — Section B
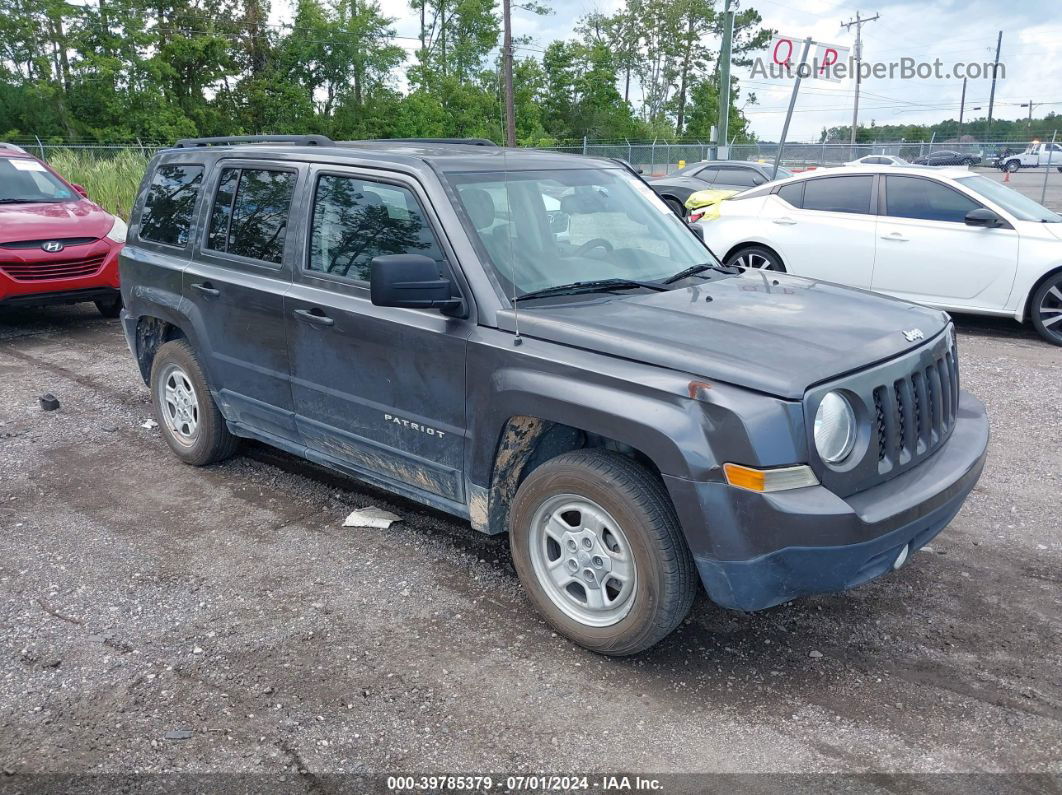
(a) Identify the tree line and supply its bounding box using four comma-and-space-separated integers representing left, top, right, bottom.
0, 0, 770, 145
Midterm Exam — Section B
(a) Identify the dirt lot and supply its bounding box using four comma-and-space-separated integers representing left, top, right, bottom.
0, 304, 1060, 784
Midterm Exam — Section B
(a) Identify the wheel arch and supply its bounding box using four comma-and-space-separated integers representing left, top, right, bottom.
722, 241, 786, 269
132, 315, 191, 384
1020, 265, 1062, 323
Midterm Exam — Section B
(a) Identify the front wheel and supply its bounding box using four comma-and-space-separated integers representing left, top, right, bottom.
509, 450, 696, 656
150, 340, 240, 465
1006, 160, 1021, 173
726, 245, 786, 272
95, 295, 122, 318
1031, 272, 1062, 346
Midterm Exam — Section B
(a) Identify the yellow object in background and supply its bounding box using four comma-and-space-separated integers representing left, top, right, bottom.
678, 159, 686, 169
684, 188, 739, 221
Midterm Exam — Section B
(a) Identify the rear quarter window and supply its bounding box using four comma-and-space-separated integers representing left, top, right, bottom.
139, 164, 204, 247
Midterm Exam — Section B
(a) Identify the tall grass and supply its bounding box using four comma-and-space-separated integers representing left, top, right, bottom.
46, 149, 149, 221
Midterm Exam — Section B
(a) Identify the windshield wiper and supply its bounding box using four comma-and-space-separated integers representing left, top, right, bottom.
664, 261, 740, 283
514, 278, 669, 302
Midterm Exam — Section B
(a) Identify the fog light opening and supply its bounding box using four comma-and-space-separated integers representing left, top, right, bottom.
893, 544, 910, 570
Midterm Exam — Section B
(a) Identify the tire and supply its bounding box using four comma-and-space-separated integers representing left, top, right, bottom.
1030, 272, 1062, 346
1006, 160, 1021, 173
663, 196, 685, 217
149, 339, 240, 465
726, 245, 786, 272
94, 295, 122, 318
509, 449, 696, 656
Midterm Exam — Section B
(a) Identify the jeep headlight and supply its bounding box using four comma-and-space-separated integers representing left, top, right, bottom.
106, 216, 127, 243
814, 391, 856, 464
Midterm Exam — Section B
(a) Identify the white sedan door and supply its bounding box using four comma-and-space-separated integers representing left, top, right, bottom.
872, 174, 1019, 309
757, 174, 878, 288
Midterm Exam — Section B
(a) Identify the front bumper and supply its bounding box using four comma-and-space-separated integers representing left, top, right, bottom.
665, 390, 989, 611
0, 239, 121, 305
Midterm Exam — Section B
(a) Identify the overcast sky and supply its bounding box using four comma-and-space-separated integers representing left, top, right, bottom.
273, 0, 1059, 141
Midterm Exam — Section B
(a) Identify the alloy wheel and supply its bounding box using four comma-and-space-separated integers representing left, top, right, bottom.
160, 363, 200, 446
528, 494, 637, 627
1039, 283, 1062, 343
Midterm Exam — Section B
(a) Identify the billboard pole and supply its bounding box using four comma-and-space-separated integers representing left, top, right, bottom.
772, 37, 813, 180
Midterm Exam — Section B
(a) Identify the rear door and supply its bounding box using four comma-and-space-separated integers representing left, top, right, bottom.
758, 174, 878, 287
285, 165, 471, 509
183, 160, 301, 441
872, 174, 1019, 309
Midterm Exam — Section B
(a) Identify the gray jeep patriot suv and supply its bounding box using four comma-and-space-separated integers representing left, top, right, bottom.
120, 135, 989, 655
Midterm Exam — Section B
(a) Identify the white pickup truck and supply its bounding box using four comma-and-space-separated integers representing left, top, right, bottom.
1000, 142, 1062, 172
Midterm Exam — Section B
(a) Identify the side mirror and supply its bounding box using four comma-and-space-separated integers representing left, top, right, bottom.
370, 254, 461, 310
548, 211, 570, 234
686, 221, 705, 240
71, 183, 88, 197
964, 208, 1005, 228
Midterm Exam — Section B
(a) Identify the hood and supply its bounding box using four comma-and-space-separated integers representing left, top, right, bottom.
0, 199, 115, 244
1043, 223, 1062, 242
499, 272, 949, 399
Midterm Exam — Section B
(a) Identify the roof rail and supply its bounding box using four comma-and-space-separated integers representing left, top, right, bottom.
173, 134, 334, 148
365, 138, 499, 148
0, 142, 28, 153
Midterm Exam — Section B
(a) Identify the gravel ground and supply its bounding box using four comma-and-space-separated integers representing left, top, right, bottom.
0, 304, 1059, 784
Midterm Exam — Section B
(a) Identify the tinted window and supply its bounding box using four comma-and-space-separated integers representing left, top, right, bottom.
309, 175, 443, 283
693, 166, 719, 184
206, 168, 296, 264
885, 176, 981, 223
776, 181, 805, 208
717, 168, 762, 187
802, 176, 873, 214
139, 164, 203, 247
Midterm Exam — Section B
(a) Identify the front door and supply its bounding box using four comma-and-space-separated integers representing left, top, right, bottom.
285, 166, 471, 508
872, 174, 1019, 310
183, 160, 301, 440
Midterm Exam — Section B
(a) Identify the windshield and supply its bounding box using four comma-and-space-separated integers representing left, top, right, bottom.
0, 158, 76, 203
447, 168, 716, 299
956, 174, 1061, 222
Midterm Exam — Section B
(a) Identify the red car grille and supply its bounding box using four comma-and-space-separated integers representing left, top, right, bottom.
0, 254, 107, 282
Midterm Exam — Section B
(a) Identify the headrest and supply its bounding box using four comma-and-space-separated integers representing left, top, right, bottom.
461, 188, 495, 229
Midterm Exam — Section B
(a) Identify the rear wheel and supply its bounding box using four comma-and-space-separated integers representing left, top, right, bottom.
95, 295, 122, 318
509, 450, 696, 656
726, 245, 786, 272
1031, 272, 1062, 346
150, 340, 240, 465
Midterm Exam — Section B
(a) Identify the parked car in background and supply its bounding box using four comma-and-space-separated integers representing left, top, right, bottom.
0, 143, 125, 317
649, 160, 791, 216
696, 164, 1062, 345
845, 155, 909, 166
912, 150, 980, 167
998, 142, 1062, 173
120, 136, 988, 655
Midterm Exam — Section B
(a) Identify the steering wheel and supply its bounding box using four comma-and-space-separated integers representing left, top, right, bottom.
572, 238, 614, 257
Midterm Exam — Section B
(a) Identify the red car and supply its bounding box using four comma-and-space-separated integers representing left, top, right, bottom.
0, 143, 124, 317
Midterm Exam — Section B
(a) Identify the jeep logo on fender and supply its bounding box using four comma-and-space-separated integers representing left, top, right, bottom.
902, 328, 925, 342
41, 240, 65, 253
384, 413, 446, 439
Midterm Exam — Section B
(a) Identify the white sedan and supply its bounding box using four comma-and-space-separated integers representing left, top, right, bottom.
696, 164, 1062, 345
845, 155, 909, 167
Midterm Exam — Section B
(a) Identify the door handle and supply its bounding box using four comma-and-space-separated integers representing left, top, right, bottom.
191, 282, 220, 297
293, 308, 335, 327
772, 217, 798, 225
880, 233, 909, 242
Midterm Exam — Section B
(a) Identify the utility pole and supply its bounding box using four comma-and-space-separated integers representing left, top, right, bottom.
716, 0, 734, 160
958, 77, 967, 140
502, 0, 516, 147
986, 30, 1002, 140
841, 11, 879, 153
1021, 100, 1038, 132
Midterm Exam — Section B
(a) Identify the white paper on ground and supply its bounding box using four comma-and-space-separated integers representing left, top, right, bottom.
343, 507, 401, 529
